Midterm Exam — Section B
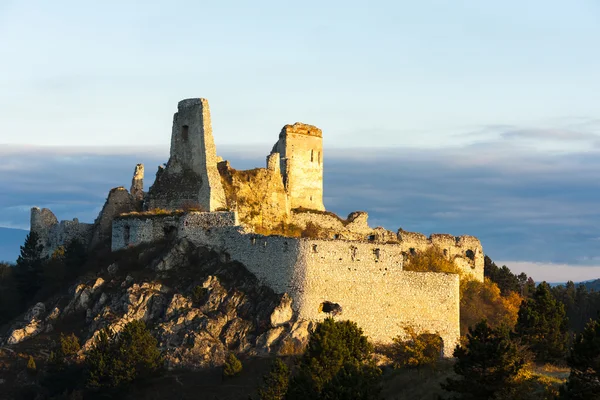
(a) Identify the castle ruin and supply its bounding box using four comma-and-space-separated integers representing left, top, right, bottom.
30, 98, 485, 356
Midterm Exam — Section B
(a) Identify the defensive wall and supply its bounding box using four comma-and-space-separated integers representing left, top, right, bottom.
31, 207, 94, 258
112, 211, 460, 355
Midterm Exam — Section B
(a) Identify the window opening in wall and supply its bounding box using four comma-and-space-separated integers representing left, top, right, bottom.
311, 149, 314, 162
443, 249, 448, 257
367, 234, 376, 242
409, 247, 416, 256
312, 244, 318, 253
124, 225, 130, 246
251, 237, 256, 245
283, 241, 288, 252
466, 249, 475, 261
350, 246, 358, 261
318, 151, 321, 164
373, 248, 381, 261
181, 125, 189, 141
163, 225, 177, 238
319, 301, 342, 316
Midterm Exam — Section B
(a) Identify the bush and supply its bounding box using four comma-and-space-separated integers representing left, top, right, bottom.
223, 353, 243, 377
86, 320, 162, 389
391, 327, 442, 369
301, 222, 324, 239
258, 358, 290, 400
26, 356, 37, 375
403, 247, 460, 275
191, 285, 207, 304
287, 318, 381, 399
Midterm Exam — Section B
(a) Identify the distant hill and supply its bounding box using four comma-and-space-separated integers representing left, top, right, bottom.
0, 227, 28, 263
582, 279, 600, 292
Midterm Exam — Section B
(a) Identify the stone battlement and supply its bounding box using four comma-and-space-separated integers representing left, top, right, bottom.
280, 122, 323, 138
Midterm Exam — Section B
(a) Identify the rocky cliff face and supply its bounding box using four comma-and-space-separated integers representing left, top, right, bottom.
1, 239, 312, 369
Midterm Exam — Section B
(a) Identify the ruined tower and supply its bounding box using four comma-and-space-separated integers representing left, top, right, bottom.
147, 99, 227, 211
271, 123, 324, 211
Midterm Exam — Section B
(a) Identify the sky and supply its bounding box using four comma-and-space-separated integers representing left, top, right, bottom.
1, 1, 599, 281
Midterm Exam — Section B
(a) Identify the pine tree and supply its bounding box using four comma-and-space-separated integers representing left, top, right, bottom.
286, 318, 382, 400
442, 320, 524, 400
15, 231, 44, 300
515, 282, 569, 362
258, 359, 290, 400
560, 319, 600, 399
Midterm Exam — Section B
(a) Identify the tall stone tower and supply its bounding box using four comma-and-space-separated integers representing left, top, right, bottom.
271, 123, 324, 211
146, 98, 227, 211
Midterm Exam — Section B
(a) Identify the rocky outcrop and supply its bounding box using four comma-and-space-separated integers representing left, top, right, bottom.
2, 240, 312, 369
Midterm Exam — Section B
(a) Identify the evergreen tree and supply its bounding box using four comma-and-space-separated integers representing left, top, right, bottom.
15, 231, 44, 300
560, 319, 600, 399
442, 320, 524, 400
86, 320, 162, 389
287, 318, 382, 400
258, 358, 290, 400
515, 282, 569, 362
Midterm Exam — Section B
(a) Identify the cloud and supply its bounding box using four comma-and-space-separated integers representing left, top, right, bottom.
3, 142, 600, 282
498, 261, 600, 283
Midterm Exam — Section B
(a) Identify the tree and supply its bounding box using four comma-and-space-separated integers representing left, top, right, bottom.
14, 231, 44, 300
560, 319, 600, 399
287, 318, 381, 400
442, 320, 524, 400
223, 353, 243, 377
0, 262, 20, 324
258, 358, 290, 400
86, 320, 162, 389
515, 282, 569, 362
460, 278, 522, 335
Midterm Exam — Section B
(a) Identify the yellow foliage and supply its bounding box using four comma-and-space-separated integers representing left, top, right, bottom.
403, 247, 461, 275
391, 327, 443, 369
460, 278, 523, 335
495, 367, 565, 400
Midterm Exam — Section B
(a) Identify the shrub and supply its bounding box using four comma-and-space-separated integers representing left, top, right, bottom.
287, 318, 382, 399
86, 320, 162, 389
258, 358, 290, 400
301, 222, 324, 239
26, 356, 37, 375
403, 246, 460, 275
191, 285, 207, 304
391, 327, 442, 369
223, 353, 243, 377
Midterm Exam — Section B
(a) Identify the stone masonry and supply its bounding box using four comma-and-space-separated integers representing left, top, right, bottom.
31, 98, 486, 356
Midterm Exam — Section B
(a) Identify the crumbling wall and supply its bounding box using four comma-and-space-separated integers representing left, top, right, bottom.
112, 215, 181, 251
271, 123, 324, 211
91, 187, 138, 248
30, 207, 93, 258
130, 163, 144, 203
178, 226, 458, 355
297, 239, 460, 356
146, 98, 226, 211
399, 230, 484, 281
218, 161, 290, 230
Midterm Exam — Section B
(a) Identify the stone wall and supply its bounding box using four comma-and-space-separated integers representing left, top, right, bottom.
90, 187, 138, 248
178, 226, 459, 355
30, 207, 94, 258
146, 99, 226, 211
271, 123, 324, 211
218, 161, 290, 229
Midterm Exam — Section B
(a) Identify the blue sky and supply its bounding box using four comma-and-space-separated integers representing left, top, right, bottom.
1, 1, 600, 281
